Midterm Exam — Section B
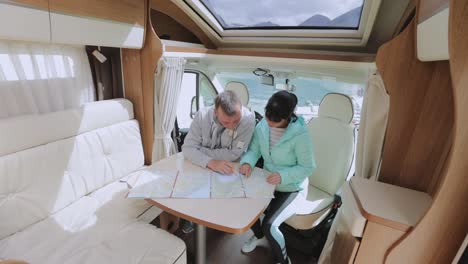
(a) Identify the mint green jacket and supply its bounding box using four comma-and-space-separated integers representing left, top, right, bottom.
240, 116, 316, 192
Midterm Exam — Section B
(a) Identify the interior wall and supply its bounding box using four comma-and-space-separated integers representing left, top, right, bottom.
385, 0, 468, 262
150, 0, 216, 49
85, 46, 123, 100
122, 0, 163, 165
376, 18, 454, 196
151, 9, 202, 44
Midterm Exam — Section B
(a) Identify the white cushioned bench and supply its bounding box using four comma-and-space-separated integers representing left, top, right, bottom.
0, 99, 186, 264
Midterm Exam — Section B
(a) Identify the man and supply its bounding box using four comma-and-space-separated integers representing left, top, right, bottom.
183, 90, 256, 174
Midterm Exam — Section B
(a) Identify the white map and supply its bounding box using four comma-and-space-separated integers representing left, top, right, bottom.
172, 170, 211, 198
128, 165, 275, 199
127, 169, 177, 198
243, 167, 275, 198
211, 172, 245, 198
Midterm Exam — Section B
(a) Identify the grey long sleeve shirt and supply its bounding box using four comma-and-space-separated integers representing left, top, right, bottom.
182, 106, 256, 168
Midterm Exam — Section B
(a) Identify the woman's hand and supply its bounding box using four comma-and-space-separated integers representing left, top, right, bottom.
267, 172, 282, 185
239, 164, 252, 177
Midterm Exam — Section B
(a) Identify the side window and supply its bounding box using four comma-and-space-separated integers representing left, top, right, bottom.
199, 74, 217, 109
176, 72, 197, 130
176, 71, 218, 131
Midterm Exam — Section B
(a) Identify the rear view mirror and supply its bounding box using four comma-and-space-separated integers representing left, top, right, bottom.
190, 96, 197, 119
261, 74, 274, 86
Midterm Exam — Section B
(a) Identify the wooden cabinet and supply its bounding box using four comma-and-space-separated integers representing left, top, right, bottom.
0, 0, 50, 42
0, 0, 146, 48
329, 178, 433, 263
49, 0, 145, 48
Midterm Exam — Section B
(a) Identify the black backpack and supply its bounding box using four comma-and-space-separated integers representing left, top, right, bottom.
280, 194, 342, 257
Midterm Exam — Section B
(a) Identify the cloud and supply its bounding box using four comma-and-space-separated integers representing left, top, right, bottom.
202, 0, 363, 27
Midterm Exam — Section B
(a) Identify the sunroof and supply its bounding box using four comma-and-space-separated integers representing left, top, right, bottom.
199, 0, 364, 30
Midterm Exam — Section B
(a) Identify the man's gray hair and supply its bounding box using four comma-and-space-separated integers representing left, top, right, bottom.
215, 91, 242, 116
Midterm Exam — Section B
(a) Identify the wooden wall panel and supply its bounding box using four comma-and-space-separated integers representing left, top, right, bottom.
165, 46, 375, 63
376, 19, 454, 195
7, 0, 49, 10
385, 0, 468, 262
49, 0, 145, 26
122, 0, 163, 165
151, 9, 202, 44
150, 0, 216, 49
418, 0, 449, 23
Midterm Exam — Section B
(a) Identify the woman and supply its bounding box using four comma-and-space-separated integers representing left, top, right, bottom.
239, 91, 316, 264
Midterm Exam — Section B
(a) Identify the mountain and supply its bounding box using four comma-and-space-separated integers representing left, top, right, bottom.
299, 6, 362, 28
300, 14, 331, 27
328, 6, 362, 28
253, 21, 280, 27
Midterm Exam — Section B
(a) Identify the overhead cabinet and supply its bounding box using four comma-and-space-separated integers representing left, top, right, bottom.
0, 0, 145, 48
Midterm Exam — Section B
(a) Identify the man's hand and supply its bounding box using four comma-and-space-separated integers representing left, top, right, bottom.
267, 172, 282, 185
207, 160, 235, 175
239, 164, 252, 177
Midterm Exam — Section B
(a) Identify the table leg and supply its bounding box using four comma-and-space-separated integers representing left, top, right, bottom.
195, 223, 207, 264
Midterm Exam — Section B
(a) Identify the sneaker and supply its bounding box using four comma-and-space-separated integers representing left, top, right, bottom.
241, 235, 260, 253
181, 220, 194, 234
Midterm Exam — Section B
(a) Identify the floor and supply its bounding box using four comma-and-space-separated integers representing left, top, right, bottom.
152, 218, 318, 264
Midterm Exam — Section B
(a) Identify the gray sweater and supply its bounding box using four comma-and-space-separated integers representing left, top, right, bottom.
182, 106, 256, 168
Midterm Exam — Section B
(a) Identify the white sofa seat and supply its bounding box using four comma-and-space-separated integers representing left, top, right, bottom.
0, 99, 186, 263
0, 190, 186, 264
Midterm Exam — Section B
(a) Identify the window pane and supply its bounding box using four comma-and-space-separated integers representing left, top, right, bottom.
200, 0, 364, 29
176, 72, 197, 129
216, 72, 365, 125
199, 75, 217, 109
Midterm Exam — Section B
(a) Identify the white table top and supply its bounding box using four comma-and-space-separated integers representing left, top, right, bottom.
146, 153, 271, 234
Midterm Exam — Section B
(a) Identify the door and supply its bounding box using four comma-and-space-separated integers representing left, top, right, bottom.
174, 70, 218, 151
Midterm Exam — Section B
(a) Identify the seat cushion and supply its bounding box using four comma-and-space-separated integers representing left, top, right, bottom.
0, 179, 186, 264
285, 185, 334, 230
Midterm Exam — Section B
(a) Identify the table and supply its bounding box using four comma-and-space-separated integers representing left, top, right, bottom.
145, 153, 271, 264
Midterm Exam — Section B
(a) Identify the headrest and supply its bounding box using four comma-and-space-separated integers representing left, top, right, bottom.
318, 93, 354, 123
0, 99, 134, 156
225, 81, 249, 106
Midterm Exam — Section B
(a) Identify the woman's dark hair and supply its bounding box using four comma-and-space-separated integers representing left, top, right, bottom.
265, 91, 298, 123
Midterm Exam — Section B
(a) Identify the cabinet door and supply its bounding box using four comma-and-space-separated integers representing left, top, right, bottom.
0, 1, 50, 42
49, 0, 145, 48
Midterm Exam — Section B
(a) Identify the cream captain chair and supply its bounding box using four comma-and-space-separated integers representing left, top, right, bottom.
225, 81, 250, 107
285, 93, 355, 230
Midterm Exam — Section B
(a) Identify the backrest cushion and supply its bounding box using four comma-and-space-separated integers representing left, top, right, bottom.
318, 93, 354, 123
0, 99, 144, 239
308, 93, 355, 195
225, 81, 250, 106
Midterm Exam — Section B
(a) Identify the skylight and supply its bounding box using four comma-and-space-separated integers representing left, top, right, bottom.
199, 0, 364, 29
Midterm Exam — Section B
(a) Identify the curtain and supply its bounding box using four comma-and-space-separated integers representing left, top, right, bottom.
0, 40, 95, 119
355, 72, 390, 180
85, 46, 123, 100
152, 57, 186, 162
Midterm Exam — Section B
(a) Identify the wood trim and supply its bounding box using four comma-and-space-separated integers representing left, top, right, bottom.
349, 181, 412, 232
145, 198, 265, 234
150, 0, 216, 49
376, 18, 454, 195
122, 0, 163, 165
394, 0, 417, 37
355, 221, 405, 263
165, 46, 376, 63
418, 0, 449, 23
331, 229, 360, 264
385, 0, 468, 262
5, 0, 48, 10
49, 0, 145, 26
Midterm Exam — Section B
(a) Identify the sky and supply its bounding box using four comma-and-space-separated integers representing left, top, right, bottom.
201, 0, 364, 27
